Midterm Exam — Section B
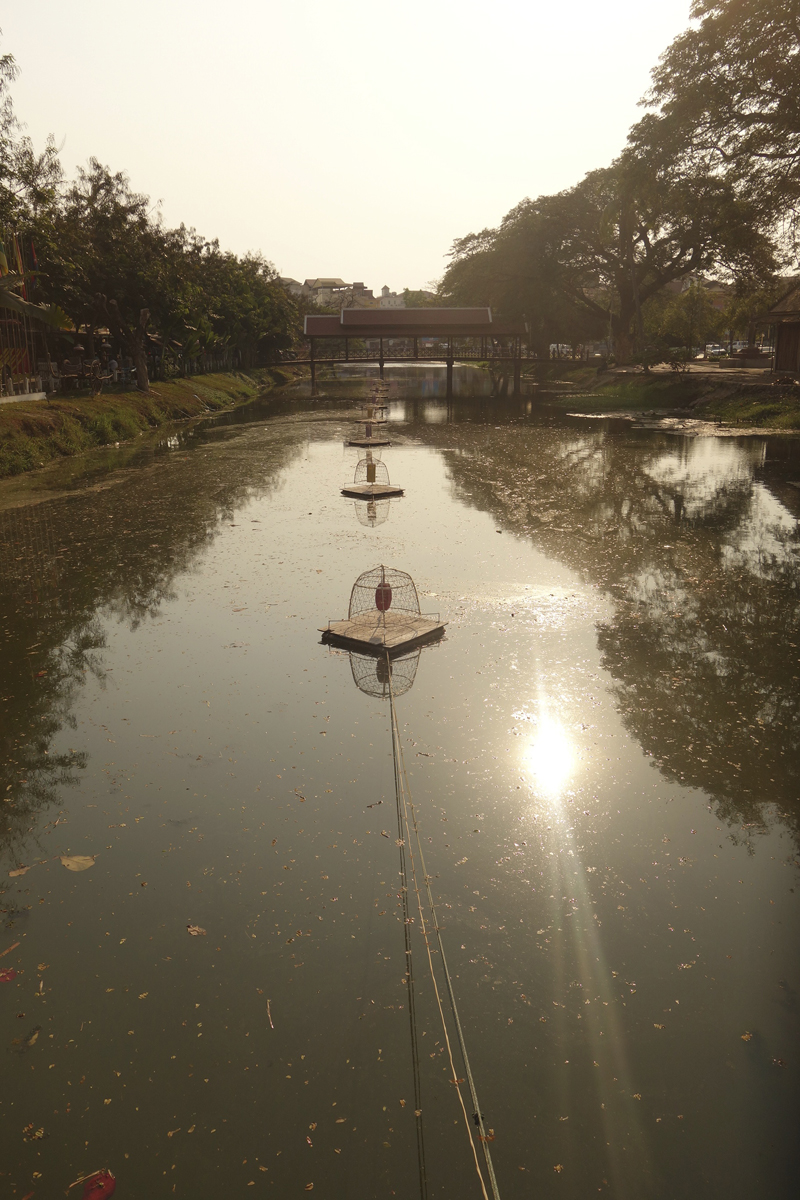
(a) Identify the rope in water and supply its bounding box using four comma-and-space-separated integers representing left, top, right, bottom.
386, 654, 501, 1200
391, 707, 429, 1200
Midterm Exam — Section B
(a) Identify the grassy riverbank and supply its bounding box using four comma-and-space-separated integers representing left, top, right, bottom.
534, 364, 800, 429
0, 367, 301, 479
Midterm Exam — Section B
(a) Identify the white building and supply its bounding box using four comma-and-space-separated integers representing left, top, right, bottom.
379, 285, 405, 309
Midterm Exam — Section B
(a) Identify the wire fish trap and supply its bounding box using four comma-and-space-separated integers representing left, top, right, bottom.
341, 454, 403, 499
321, 565, 446, 654
347, 395, 391, 446
349, 647, 420, 698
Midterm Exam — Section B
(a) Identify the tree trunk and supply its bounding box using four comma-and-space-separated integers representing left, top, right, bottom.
612, 324, 635, 363
133, 344, 150, 392
101, 297, 151, 393
610, 291, 638, 362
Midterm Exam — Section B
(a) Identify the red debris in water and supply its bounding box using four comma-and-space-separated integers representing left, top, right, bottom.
375, 583, 392, 612
82, 1171, 116, 1198
0, 968, 17, 983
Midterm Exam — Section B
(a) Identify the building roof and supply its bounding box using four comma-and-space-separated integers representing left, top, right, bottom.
304, 278, 349, 289
768, 283, 800, 318
304, 307, 523, 338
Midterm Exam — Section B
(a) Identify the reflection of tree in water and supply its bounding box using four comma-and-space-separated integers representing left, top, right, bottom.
0, 427, 304, 866
416, 414, 800, 846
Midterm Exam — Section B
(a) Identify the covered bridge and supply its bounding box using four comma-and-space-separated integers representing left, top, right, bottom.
302, 307, 529, 395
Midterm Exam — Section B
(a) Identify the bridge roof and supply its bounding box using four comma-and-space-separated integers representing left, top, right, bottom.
304, 307, 524, 338
769, 283, 800, 318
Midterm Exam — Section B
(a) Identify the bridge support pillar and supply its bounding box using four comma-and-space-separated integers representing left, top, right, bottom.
446, 358, 454, 398
513, 358, 521, 396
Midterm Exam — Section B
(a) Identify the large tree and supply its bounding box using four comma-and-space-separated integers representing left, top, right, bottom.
442, 152, 774, 362
632, 0, 800, 243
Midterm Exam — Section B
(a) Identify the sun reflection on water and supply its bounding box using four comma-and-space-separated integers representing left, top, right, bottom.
524, 715, 576, 799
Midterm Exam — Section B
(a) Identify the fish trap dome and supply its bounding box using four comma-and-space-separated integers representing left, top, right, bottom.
354, 457, 390, 486
349, 648, 420, 698
348, 565, 420, 621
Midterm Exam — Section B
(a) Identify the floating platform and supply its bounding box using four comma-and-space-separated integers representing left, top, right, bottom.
347, 436, 391, 447
341, 482, 404, 499
321, 609, 446, 653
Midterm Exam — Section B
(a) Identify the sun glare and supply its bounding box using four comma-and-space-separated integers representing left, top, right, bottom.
525, 716, 576, 798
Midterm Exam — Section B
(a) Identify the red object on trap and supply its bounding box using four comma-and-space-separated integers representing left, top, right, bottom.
82, 1171, 116, 1198
375, 583, 392, 612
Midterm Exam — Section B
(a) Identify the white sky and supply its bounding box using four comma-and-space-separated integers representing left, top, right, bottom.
4, 0, 691, 292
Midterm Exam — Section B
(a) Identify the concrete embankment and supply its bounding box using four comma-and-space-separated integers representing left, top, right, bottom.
0, 367, 303, 479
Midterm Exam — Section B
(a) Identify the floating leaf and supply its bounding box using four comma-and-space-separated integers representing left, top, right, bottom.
741, 1032, 752, 1042
553, 1164, 563, 1173
187, 924, 207, 937
61, 855, 95, 872
9, 866, 29, 877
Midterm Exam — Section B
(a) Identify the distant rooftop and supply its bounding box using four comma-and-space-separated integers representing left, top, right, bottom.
304, 277, 349, 289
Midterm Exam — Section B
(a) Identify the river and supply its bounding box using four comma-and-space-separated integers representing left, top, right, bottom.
1, 369, 798, 1199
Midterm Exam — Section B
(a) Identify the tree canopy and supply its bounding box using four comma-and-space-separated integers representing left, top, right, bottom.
633, 0, 800, 233
440, 0, 795, 361
441, 150, 775, 360
0, 41, 300, 391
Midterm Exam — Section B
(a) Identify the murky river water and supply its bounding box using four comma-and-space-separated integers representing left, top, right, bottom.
1, 369, 799, 1199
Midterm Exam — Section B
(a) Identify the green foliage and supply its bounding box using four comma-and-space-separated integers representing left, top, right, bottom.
633, 0, 800, 240
0, 38, 302, 389
721, 279, 785, 343
657, 282, 725, 351
441, 153, 773, 362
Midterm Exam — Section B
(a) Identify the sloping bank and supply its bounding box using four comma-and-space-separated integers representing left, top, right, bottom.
0, 367, 302, 480
536, 367, 800, 430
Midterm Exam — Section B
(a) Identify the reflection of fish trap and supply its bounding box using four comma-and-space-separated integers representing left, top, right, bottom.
350, 647, 420, 698
341, 455, 403, 499
354, 498, 391, 526
321, 565, 446, 653
361, 399, 388, 421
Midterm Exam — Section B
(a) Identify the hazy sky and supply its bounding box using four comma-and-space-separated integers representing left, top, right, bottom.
5, 0, 691, 291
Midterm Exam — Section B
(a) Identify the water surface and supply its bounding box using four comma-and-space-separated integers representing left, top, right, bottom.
1, 374, 798, 1198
